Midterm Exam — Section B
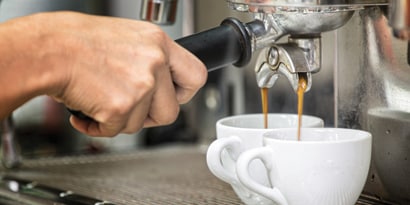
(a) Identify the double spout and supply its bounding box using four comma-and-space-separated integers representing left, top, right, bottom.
255, 36, 320, 92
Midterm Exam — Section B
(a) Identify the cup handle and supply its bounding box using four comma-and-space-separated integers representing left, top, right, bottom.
206, 136, 243, 185
236, 147, 288, 205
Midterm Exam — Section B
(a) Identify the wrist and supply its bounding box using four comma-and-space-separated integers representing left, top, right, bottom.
0, 13, 67, 116
6, 13, 71, 92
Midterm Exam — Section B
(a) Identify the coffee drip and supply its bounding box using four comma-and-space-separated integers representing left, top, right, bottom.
260, 88, 269, 129
296, 73, 308, 141
260, 73, 308, 141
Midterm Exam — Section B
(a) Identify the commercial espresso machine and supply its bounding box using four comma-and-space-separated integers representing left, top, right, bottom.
141, 0, 410, 204
1, 0, 409, 204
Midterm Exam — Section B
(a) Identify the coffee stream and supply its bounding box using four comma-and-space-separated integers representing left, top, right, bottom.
297, 73, 308, 141
261, 87, 269, 129
260, 73, 307, 141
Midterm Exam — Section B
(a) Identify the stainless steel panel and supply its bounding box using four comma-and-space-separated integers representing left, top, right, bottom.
336, 6, 410, 204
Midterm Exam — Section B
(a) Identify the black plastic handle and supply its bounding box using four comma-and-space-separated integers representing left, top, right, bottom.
176, 17, 253, 71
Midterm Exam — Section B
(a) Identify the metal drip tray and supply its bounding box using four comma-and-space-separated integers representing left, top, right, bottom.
0, 145, 398, 204
0, 146, 242, 205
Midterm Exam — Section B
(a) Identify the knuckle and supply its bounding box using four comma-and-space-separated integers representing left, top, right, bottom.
103, 98, 133, 120
142, 31, 170, 69
134, 75, 156, 98
150, 26, 168, 43
146, 49, 168, 69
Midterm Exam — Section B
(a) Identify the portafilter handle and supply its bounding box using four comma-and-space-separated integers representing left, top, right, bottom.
176, 17, 264, 71
69, 17, 265, 121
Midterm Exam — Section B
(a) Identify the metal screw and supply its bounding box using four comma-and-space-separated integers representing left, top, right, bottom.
267, 47, 279, 67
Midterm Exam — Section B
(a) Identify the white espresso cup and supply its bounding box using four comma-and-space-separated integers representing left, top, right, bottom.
236, 128, 372, 205
206, 114, 323, 205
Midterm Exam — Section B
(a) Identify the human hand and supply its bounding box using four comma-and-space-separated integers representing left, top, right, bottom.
4, 11, 207, 137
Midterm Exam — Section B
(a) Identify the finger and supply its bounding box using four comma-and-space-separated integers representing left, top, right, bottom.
69, 116, 104, 137
70, 115, 124, 137
121, 93, 152, 133
167, 41, 207, 104
143, 67, 180, 128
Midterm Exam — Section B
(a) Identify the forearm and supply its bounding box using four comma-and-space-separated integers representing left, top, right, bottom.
0, 13, 64, 120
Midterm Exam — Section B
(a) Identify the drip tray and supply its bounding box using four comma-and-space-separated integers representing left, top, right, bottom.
0, 145, 242, 205
0, 145, 397, 205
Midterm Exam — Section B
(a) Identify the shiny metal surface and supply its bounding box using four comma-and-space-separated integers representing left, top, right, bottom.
0, 146, 244, 205
0, 176, 114, 205
227, 0, 388, 5
220, 0, 410, 203
336, 6, 410, 204
226, 0, 388, 7
226, 0, 388, 13
255, 43, 314, 91
245, 3, 353, 95
271, 11, 353, 34
251, 11, 354, 50
388, 0, 410, 40
140, 0, 178, 25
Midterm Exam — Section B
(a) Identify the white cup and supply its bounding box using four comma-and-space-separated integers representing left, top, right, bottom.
206, 114, 324, 205
236, 128, 372, 205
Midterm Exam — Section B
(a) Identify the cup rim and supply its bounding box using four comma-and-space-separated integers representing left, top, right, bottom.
263, 127, 371, 144
216, 113, 324, 130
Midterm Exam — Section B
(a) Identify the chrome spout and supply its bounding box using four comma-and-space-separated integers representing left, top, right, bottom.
255, 48, 312, 92
255, 36, 318, 92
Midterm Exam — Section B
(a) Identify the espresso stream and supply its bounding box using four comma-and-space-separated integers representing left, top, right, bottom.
261, 87, 269, 129
296, 74, 307, 141
260, 74, 307, 141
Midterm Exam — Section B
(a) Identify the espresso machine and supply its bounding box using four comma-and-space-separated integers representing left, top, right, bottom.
142, 0, 410, 204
